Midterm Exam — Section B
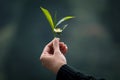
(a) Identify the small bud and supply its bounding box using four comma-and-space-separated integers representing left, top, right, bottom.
54, 28, 63, 33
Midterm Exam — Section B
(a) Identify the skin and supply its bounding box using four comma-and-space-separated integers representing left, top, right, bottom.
40, 38, 68, 74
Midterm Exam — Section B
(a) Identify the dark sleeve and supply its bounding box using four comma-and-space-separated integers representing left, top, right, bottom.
56, 64, 105, 80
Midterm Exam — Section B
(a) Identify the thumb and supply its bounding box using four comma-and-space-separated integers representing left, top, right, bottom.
53, 38, 60, 53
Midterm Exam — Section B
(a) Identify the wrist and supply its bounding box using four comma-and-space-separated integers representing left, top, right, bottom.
53, 63, 67, 74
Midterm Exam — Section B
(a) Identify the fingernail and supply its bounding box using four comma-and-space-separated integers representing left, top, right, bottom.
55, 37, 60, 41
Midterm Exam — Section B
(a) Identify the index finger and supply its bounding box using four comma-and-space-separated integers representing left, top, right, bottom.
43, 38, 58, 52
43, 40, 53, 52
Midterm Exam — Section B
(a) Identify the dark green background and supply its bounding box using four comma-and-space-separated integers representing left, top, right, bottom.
0, 0, 120, 80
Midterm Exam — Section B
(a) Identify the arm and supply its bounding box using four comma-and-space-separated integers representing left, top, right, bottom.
57, 64, 105, 80
40, 38, 105, 80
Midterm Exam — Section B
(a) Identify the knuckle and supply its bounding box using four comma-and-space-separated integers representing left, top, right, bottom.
40, 57, 42, 61
40, 56, 44, 61
54, 50, 60, 54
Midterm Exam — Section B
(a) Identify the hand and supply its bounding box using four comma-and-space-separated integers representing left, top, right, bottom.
40, 38, 68, 74
47, 39, 68, 55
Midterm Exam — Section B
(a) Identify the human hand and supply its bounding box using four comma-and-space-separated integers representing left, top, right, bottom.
40, 38, 68, 74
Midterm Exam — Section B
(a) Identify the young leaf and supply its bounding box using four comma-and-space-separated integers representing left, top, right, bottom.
55, 16, 75, 27
54, 11, 57, 26
62, 24, 68, 30
40, 7, 54, 31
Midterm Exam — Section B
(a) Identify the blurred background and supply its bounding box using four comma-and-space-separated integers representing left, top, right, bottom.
0, 0, 120, 80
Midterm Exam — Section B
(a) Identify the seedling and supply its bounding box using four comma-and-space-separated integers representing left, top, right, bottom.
40, 7, 75, 38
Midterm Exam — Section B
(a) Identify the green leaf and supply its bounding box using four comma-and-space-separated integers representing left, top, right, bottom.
40, 7, 54, 31
62, 24, 68, 30
55, 16, 75, 27
54, 11, 57, 26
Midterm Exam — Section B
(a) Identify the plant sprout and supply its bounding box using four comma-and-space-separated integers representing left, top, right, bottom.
40, 7, 75, 38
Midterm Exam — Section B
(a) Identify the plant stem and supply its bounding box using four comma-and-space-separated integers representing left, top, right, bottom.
52, 31, 56, 38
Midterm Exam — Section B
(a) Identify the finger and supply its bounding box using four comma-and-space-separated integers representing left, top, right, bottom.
59, 42, 67, 49
43, 39, 54, 52
59, 42, 64, 46
60, 43, 68, 54
59, 42, 68, 50
40, 52, 47, 61
40, 52, 52, 64
40, 51, 52, 60
53, 38, 60, 52
63, 44, 68, 54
